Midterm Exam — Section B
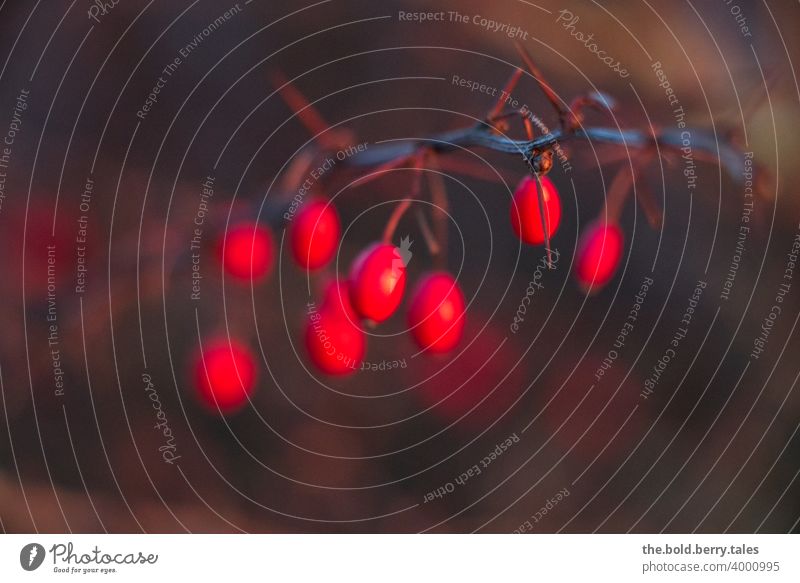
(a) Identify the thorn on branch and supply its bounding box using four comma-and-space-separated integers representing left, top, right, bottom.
514, 41, 574, 130
269, 69, 337, 150
532, 173, 554, 267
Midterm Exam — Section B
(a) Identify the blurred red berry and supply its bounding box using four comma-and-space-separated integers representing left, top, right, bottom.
539, 350, 644, 469
218, 221, 274, 282
510, 175, 562, 245
320, 278, 358, 319
3, 205, 82, 295
574, 221, 624, 291
348, 242, 406, 323
417, 323, 523, 426
194, 339, 257, 414
289, 199, 340, 270
305, 280, 366, 376
407, 272, 466, 354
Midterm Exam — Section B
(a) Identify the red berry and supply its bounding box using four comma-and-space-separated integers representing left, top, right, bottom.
3, 205, 82, 295
289, 199, 341, 270
194, 339, 257, 414
407, 272, 466, 354
219, 221, 274, 282
305, 280, 366, 376
510, 175, 562, 245
574, 221, 624, 291
348, 242, 407, 323
321, 278, 358, 318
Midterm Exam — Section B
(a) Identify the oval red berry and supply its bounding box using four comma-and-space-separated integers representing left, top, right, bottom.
290, 199, 341, 270
574, 221, 624, 291
348, 242, 407, 323
219, 221, 274, 282
407, 272, 466, 354
193, 339, 257, 414
305, 280, 366, 376
510, 175, 562, 245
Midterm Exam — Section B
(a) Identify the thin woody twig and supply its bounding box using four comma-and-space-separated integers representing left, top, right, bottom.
270, 69, 338, 149
532, 174, 553, 266
382, 152, 426, 244
634, 178, 663, 229
426, 156, 449, 266
415, 207, 441, 257
604, 164, 636, 224
514, 41, 573, 129
347, 154, 414, 189
342, 125, 748, 188
486, 68, 524, 123
274, 50, 755, 263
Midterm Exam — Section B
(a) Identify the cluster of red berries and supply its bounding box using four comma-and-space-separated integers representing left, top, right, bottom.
192, 174, 625, 414
191, 222, 274, 414
510, 175, 624, 291
191, 197, 468, 412
288, 200, 467, 377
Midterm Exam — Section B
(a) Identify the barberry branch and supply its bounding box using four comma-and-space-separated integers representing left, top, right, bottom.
273, 46, 757, 281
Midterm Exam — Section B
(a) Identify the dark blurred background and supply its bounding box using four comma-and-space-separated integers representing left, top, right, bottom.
0, 0, 798, 532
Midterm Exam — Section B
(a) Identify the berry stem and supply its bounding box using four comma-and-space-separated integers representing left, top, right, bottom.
270, 69, 337, 150
486, 68, 523, 122
433, 155, 511, 183
634, 179, 664, 229
348, 153, 414, 190
603, 164, 635, 225
426, 155, 449, 267
532, 173, 554, 266
382, 151, 426, 244
415, 208, 441, 257
522, 115, 535, 141
630, 152, 662, 228
514, 41, 573, 130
